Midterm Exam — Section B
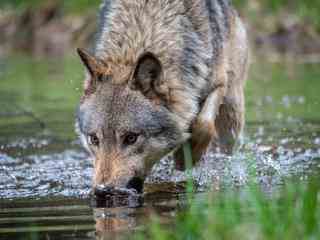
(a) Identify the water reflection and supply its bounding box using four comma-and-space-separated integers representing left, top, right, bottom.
0, 196, 179, 239
92, 193, 180, 240
94, 208, 140, 240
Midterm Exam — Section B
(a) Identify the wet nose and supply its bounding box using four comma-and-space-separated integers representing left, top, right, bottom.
94, 185, 114, 198
126, 177, 144, 193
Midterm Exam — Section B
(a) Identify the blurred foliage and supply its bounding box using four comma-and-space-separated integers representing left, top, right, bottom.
233, 0, 320, 12
0, 0, 101, 14
1, 0, 319, 30
233, 0, 320, 30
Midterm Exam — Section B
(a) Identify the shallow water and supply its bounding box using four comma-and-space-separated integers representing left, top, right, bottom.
0, 56, 319, 239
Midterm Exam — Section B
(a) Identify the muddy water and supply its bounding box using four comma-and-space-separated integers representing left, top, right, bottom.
0, 56, 320, 239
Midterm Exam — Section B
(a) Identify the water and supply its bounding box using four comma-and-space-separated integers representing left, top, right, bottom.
0, 55, 319, 239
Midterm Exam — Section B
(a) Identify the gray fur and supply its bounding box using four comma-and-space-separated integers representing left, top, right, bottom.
76, 0, 249, 190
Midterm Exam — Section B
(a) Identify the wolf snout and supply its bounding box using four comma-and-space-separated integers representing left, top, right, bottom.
94, 177, 144, 198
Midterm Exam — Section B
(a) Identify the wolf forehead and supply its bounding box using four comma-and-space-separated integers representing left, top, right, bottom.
76, 84, 177, 136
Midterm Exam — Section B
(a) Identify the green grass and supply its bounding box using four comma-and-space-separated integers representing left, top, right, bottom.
136, 179, 320, 240
137, 139, 320, 240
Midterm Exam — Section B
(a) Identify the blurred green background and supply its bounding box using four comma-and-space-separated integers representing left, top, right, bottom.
1, 0, 319, 26
0, 0, 319, 57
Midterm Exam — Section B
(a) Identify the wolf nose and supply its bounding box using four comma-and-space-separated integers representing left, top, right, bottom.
94, 185, 114, 198
126, 177, 144, 194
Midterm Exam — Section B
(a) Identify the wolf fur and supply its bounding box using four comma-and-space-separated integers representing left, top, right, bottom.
76, 0, 249, 191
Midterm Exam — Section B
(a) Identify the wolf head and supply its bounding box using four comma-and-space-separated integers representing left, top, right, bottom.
76, 49, 189, 193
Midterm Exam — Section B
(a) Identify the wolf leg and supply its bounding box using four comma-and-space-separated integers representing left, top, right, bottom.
173, 86, 225, 170
191, 85, 226, 163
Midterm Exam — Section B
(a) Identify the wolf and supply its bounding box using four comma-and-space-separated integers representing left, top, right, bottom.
76, 0, 249, 193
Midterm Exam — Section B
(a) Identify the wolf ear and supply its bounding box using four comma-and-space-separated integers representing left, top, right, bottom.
133, 52, 166, 98
77, 48, 102, 77
77, 48, 111, 95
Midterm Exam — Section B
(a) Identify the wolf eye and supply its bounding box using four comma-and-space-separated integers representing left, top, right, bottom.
123, 132, 139, 146
88, 134, 100, 147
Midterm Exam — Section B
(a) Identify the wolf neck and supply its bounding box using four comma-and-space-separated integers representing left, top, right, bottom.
95, 0, 212, 70
94, 0, 216, 132
96, 1, 181, 59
